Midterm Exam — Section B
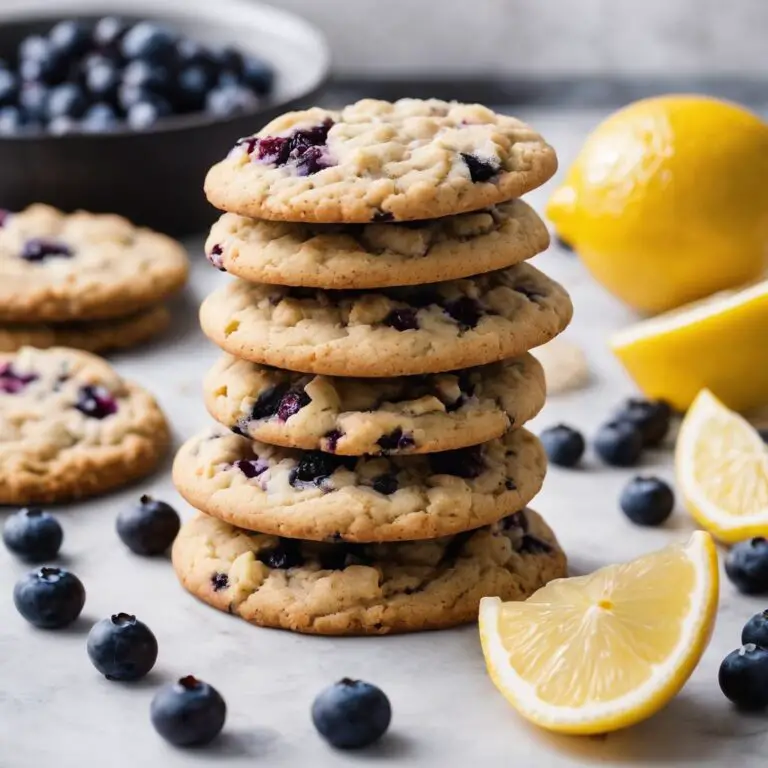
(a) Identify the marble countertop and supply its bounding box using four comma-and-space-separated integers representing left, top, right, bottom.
2, 109, 764, 767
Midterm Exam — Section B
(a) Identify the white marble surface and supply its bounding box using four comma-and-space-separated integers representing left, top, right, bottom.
2, 109, 766, 767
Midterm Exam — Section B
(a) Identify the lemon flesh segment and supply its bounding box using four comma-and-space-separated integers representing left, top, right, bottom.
676, 389, 768, 543
611, 280, 768, 413
479, 532, 718, 735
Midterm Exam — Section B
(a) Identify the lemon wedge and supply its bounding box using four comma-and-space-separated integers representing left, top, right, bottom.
479, 532, 718, 734
611, 279, 768, 413
676, 389, 768, 543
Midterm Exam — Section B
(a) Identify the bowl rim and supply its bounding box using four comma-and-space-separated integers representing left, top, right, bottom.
0, 0, 331, 140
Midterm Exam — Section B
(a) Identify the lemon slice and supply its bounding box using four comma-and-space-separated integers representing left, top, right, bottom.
676, 389, 768, 542
479, 532, 718, 734
611, 279, 768, 413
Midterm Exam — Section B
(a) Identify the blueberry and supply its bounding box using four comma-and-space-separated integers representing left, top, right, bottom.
120, 22, 176, 63
47, 115, 78, 136
47, 83, 89, 120
429, 446, 486, 478
613, 398, 672, 447
461, 153, 500, 183
19, 35, 49, 62
719, 644, 768, 709
87, 613, 158, 681
19, 52, 67, 86
85, 62, 120, 102
540, 424, 585, 468
176, 65, 210, 111
312, 678, 391, 750
212, 46, 245, 75
81, 102, 118, 133
384, 308, 419, 331
205, 84, 259, 117
376, 428, 414, 453
0, 106, 23, 135
116, 495, 180, 556
117, 83, 148, 112
258, 539, 304, 569
49, 20, 92, 59
176, 39, 213, 68
742, 610, 768, 647
151, 675, 227, 747
372, 474, 398, 495
75, 385, 118, 419
291, 451, 352, 486
93, 17, 128, 50
619, 476, 674, 526
21, 238, 72, 261
18, 82, 49, 122
0, 362, 38, 392
121, 60, 171, 95
239, 56, 274, 95
444, 296, 482, 329
277, 388, 311, 421
594, 420, 644, 467
0, 69, 17, 107
3, 508, 63, 562
725, 538, 768, 594
13, 567, 85, 629
127, 97, 171, 130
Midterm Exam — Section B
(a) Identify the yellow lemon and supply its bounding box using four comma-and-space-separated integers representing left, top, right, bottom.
611, 279, 768, 412
547, 95, 768, 314
676, 389, 768, 543
479, 532, 718, 735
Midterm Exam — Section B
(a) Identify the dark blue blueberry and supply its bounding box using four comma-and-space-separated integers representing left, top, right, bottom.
0, 362, 38, 393
277, 388, 311, 421
719, 644, 768, 709
258, 539, 304, 569
13, 567, 85, 629
21, 238, 72, 262
319, 544, 370, 571
127, 96, 172, 130
594, 420, 644, 467
239, 56, 274, 95
312, 678, 391, 750
726, 538, 768, 594
120, 22, 176, 63
19, 52, 67, 86
75, 385, 118, 419
384, 308, 419, 331
294, 145, 330, 176
93, 17, 129, 50
151, 676, 227, 747
620, 476, 674, 526
0, 69, 17, 107
444, 296, 482, 329
117, 83, 148, 112
249, 383, 289, 420
324, 429, 342, 453
372, 474, 398, 496
3, 508, 63, 562
213, 46, 245, 75
234, 458, 269, 479
0, 106, 23, 135
19, 35, 49, 62
47, 115, 78, 136
116, 495, 180, 556
376, 428, 415, 453
18, 82, 49, 122
292, 451, 351, 486
613, 398, 672, 448
540, 424, 585, 468
429, 446, 486, 478
81, 102, 118, 133
742, 610, 768, 648
210, 572, 228, 591
217, 69, 240, 88
205, 84, 259, 117
49, 20, 92, 59
47, 83, 89, 120
87, 613, 158, 681
176, 65, 211, 111
121, 59, 171, 96
176, 39, 212, 68
461, 153, 500, 183
85, 62, 120, 102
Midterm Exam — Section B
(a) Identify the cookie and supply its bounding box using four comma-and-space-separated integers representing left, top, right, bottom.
0, 204, 189, 322
171, 508, 566, 635
200, 263, 572, 377
203, 353, 545, 455
0, 346, 170, 504
205, 199, 549, 289
172, 426, 546, 542
204, 99, 557, 223
0, 305, 170, 354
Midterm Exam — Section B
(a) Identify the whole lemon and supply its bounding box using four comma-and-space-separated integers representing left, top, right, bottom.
547, 95, 768, 314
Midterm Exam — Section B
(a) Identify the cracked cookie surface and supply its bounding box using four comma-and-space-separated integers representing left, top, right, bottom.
0, 204, 189, 322
204, 99, 557, 223
200, 263, 573, 377
172, 426, 546, 542
0, 346, 170, 503
203, 353, 545, 455
205, 199, 549, 288
171, 508, 566, 634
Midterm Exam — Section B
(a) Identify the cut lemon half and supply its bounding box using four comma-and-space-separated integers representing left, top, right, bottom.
611, 279, 768, 413
676, 388, 768, 543
479, 532, 718, 735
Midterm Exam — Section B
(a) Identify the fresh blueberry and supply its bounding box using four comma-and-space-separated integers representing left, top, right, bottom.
312, 678, 392, 750
19, 34, 49, 62
540, 424, 585, 468
151, 676, 227, 747
85, 62, 120, 102
176, 65, 210, 111
75, 385, 118, 419
19, 52, 67, 86
613, 398, 672, 447
120, 22, 176, 63
47, 83, 89, 120
13, 567, 85, 629
594, 420, 644, 467
619, 476, 674, 526
0, 106, 23, 135
127, 97, 171, 130
742, 610, 768, 648
117, 83, 148, 113
47, 115, 78, 136
205, 84, 259, 117
725, 538, 768, 594
239, 56, 274, 95
18, 82, 49, 122
116, 495, 180, 556
93, 16, 128, 50
48, 20, 92, 60
719, 644, 768, 709
81, 102, 118, 133
461, 153, 500, 183
0, 69, 17, 107
213, 46, 245, 75
175, 39, 212, 68
121, 59, 171, 95
87, 613, 158, 681
3, 508, 63, 562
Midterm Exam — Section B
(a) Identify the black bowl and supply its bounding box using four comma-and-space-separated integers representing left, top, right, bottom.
0, 0, 329, 235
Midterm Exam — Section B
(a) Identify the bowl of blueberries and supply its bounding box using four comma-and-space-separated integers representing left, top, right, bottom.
0, 0, 329, 234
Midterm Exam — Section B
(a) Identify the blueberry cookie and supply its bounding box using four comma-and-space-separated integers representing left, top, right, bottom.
0, 346, 170, 503
0, 305, 170, 353
205, 199, 549, 289
0, 205, 189, 322
172, 426, 546, 542
203, 353, 545, 455
204, 99, 557, 223
200, 263, 572, 377
172, 509, 566, 634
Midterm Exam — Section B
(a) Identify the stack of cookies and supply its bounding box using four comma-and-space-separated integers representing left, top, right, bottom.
0, 205, 188, 353
172, 99, 573, 635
